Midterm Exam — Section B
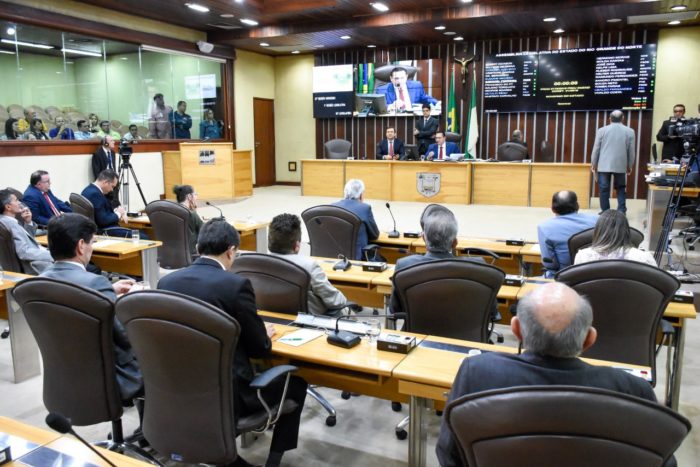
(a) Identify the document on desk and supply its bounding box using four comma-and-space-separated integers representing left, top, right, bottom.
277, 329, 324, 347
528, 244, 541, 254
92, 239, 124, 248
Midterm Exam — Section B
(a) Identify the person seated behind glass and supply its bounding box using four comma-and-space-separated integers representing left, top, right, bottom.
173, 184, 202, 256
200, 108, 222, 139
74, 120, 93, 140
97, 120, 121, 139
24, 118, 49, 140
87, 113, 100, 134
268, 213, 350, 317
148, 93, 173, 139
574, 209, 656, 266
49, 116, 75, 140
1, 118, 21, 140
170, 100, 192, 139
122, 124, 142, 141
18, 111, 48, 133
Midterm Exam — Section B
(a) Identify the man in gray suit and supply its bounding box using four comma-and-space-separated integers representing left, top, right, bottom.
0, 189, 53, 274
590, 110, 636, 214
268, 213, 350, 317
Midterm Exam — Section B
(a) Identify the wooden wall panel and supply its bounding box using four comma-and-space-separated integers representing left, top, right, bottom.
315, 29, 658, 199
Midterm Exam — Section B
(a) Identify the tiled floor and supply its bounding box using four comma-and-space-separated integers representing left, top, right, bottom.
1, 185, 698, 466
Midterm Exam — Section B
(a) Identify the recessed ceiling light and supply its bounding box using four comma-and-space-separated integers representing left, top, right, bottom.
543, 17, 557, 22
56, 71, 62, 74
454, 36, 464, 41
62, 47, 102, 57
313, 44, 325, 48
668, 20, 681, 25
671, 5, 688, 11
65, 61, 74, 64
291, 50, 300, 54
260, 42, 270, 47
6, 27, 15, 35
120, 57, 128, 60
435, 25, 446, 30
240, 18, 258, 26
553, 28, 565, 33
461, 0, 473, 3
371, 2, 389, 12
607, 18, 622, 23
185, 3, 209, 13
367, 44, 376, 48
1, 39, 53, 49
235, 0, 244, 3
220, 13, 234, 18
444, 31, 457, 35
340, 35, 351, 40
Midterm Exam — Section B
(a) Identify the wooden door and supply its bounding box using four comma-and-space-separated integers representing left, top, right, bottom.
253, 98, 276, 186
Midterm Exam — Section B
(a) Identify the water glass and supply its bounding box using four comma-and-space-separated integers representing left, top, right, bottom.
365, 319, 381, 344
131, 229, 140, 243
132, 281, 151, 292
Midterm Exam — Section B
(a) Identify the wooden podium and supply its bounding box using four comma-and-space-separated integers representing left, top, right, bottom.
162, 143, 253, 200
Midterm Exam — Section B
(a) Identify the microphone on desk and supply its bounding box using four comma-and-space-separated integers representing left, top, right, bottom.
205, 201, 225, 220
313, 218, 351, 271
385, 202, 400, 238
45, 413, 118, 467
327, 315, 362, 348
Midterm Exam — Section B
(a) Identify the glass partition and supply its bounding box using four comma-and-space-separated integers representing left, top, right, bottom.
0, 20, 225, 142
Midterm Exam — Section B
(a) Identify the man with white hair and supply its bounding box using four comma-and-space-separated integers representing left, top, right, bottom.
436, 282, 660, 467
332, 179, 379, 260
590, 109, 636, 214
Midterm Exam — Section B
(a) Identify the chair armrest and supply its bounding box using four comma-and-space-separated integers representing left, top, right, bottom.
250, 365, 298, 389
461, 247, 500, 261
660, 319, 674, 335
327, 301, 362, 313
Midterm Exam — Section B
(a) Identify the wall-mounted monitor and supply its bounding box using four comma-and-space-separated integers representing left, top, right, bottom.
313, 64, 355, 118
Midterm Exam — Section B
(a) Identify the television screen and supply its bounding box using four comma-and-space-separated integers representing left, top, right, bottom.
483, 52, 538, 113
313, 64, 355, 118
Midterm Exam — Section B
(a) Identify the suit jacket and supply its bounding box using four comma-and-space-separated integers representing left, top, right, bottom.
271, 253, 348, 316
0, 215, 53, 274
91, 147, 118, 180
591, 122, 636, 173
22, 185, 72, 226
537, 212, 598, 277
426, 142, 460, 159
376, 80, 438, 107
390, 251, 486, 317
415, 116, 439, 143
157, 257, 272, 408
436, 351, 659, 467
376, 138, 405, 159
331, 198, 380, 260
81, 183, 119, 229
656, 118, 686, 159
40, 261, 143, 402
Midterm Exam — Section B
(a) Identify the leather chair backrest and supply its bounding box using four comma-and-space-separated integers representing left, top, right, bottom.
393, 259, 505, 341
445, 385, 691, 467
555, 260, 679, 381
144, 200, 192, 269
69, 192, 95, 222
373, 64, 418, 89
11, 278, 123, 426
231, 253, 310, 315
539, 140, 555, 162
567, 227, 644, 264
301, 205, 361, 260
323, 139, 352, 159
497, 142, 528, 161
445, 132, 462, 150
0, 222, 24, 273
115, 290, 241, 465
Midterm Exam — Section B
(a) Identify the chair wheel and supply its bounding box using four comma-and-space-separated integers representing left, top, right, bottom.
436, 410, 443, 416
395, 429, 408, 440
341, 391, 351, 400
0, 329, 9, 339
391, 402, 402, 412
325, 416, 337, 427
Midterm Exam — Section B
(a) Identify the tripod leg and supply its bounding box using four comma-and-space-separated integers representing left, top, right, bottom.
128, 164, 148, 208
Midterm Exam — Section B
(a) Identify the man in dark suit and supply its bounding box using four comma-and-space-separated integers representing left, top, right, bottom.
81, 169, 133, 238
158, 219, 307, 467
375, 67, 438, 112
40, 213, 142, 405
414, 104, 439, 156
332, 179, 380, 260
436, 282, 663, 467
656, 104, 686, 161
426, 131, 460, 160
376, 127, 404, 160
22, 170, 72, 226
91, 136, 120, 208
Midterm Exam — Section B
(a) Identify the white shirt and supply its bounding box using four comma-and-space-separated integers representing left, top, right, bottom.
574, 246, 656, 267
56, 260, 86, 271
203, 256, 227, 270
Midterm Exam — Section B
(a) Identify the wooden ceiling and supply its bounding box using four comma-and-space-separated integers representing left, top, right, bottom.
75, 0, 700, 55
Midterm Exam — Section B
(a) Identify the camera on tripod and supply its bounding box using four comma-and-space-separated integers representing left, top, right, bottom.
669, 117, 700, 142
119, 138, 133, 162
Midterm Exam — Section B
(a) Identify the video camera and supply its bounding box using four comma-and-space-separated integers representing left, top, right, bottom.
118, 138, 133, 162
669, 117, 700, 141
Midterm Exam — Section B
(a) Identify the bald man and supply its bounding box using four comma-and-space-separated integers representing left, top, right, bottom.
590, 109, 636, 214
436, 283, 660, 467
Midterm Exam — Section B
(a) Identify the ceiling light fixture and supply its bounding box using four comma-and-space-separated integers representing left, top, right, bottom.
185, 3, 209, 13
291, 50, 300, 54
444, 31, 457, 35
120, 57, 128, 60
260, 42, 270, 47
61, 47, 102, 57
668, 20, 681, 25
543, 17, 556, 22
220, 14, 234, 18
6, 27, 15, 35
340, 35, 351, 40
553, 28, 565, 33
313, 44, 325, 48
240, 18, 259, 26
1, 39, 53, 49
367, 44, 376, 48
435, 25, 446, 30
461, 0, 473, 3
607, 18, 622, 23
371, 2, 389, 12
454, 36, 464, 41
671, 5, 688, 12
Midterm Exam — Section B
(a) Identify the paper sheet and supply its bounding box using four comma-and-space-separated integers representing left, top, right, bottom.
93, 240, 124, 248
528, 244, 541, 254
276, 329, 324, 347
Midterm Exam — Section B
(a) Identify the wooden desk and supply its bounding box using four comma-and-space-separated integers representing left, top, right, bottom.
315, 258, 393, 308
0, 272, 40, 383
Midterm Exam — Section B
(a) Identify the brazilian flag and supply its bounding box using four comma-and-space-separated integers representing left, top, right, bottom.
356, 63, 375, 93
446, 66, 458, 133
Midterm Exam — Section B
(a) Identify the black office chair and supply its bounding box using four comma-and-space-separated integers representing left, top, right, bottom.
144, 200, 193, 269
538, 140, 555, 162
445, 132, 462, 151
69, 192, 95, 222
373, 64, 418, 89
567, 226, 644, 263
115, 290, 299, 465
323, 139, 352, 159
392, 259, 505, 438
555, 260, 680, 384
231, 252, 355, 427
11, 278, 157, 463
496, 142, 528, 161
445, 385, 690, 467
0, 222, 24, 340
301, 205, 379, 261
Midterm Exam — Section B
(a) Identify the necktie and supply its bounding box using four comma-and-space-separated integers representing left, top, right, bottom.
43, 192, 61, 217
106, 150, 113, 170
439, 145, 443, 160
389, 140, 394, 157
399, 87, 407, 110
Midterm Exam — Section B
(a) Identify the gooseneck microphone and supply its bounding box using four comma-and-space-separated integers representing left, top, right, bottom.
205, 201, 225, 220
385, 202, 400, 238
46, 413, 118, 467
327, 315, 362, 348
313, 218, 351, 271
